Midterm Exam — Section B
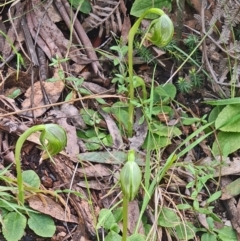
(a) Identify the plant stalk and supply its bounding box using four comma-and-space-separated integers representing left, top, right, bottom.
122, 196, 129, 241
127, 9, 165, 137
15, 125, 45, 204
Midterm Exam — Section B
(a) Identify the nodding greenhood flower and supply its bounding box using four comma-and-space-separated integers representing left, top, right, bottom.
148, 14, 174, 47
120, 150, 142, 201
40, 124, 67, 160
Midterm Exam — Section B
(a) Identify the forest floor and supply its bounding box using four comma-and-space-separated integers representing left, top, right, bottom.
0, 0, 240, 241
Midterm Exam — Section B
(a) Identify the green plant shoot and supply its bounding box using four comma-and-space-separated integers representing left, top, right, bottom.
120, 150, 142, 241
127, 8, 174, 137
15, 124, 67, 204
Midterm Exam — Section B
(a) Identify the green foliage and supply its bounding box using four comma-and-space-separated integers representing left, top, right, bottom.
127, 8, 174, 136
135, 42, 157, 65
158, 207, 180, 227
22, 170, 40, 188
28, 212, 56, 237
2, 212, 27, 241
177, 68, 203, 94
130, 0, 172, 19
208, 103, 240, 156
0, 124, 67, 241
177, 77, 192, 93
69, 0, 91, 14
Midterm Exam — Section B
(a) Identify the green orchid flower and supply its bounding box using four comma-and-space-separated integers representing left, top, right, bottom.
148, 14, 174, 47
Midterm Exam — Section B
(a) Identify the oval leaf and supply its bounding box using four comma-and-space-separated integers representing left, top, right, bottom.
158, 207, 180, 227
22, 170, 40, 188
3, 212, 27, 241
28, 212, 56, 237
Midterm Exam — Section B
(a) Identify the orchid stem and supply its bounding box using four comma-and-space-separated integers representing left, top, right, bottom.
122, 196, 129, 241
127, 8, 165, 137
15, 125, 45, 205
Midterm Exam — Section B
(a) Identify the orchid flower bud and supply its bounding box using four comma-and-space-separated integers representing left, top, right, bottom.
148, 14, 174, 47
120, 150, 142, 201
39, 124, 67, 160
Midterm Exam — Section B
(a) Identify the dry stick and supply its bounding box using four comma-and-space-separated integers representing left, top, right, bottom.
21, 16, 39, 66
201, 0, 227, 97
7, 0, 29, 61
60, 0, 104, 79
29, 7, 62, 58
54, 0, 83, 55
26, 8, 52, 60
0, 94, 123, 117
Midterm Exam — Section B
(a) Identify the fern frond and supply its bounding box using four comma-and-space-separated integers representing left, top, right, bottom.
82, 0, 123, 37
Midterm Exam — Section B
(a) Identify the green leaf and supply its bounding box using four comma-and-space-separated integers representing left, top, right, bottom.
112, 207, 123, 223
97, 209, 116, 230
208, 106, 224, 123
212, 132, 240, 156
177, 204, 192, 210
127, 233, 146, 241
182, 117, 202, 125
105, 230, 122, 241
142, 133, 171, 150
69, 0, 91, 14
204, 98, 240, 105
215, 226, 238, 241
153, 83, 176, 103
175, 222, 196, 240
130, 0, 172, 19
2, 212, 27, 241
22, 170, 40, 188
201, 232, 217, 241
158, 207, 180, 227
207, 191, 222, 204
85, 137, 101, 150
215, 105, 240, 131
222, 178, 240, 199
28, 212, 56, 237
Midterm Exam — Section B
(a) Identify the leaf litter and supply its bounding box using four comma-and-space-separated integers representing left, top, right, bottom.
0, 0, 240, 240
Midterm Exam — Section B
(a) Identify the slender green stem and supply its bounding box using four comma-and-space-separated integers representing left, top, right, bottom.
15, 125, 45, 204
127, 9, 165, 137
122, 196, 129, 241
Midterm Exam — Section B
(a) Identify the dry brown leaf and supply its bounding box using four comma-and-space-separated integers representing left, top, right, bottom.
98, 109, 124, 149
129, 108, 148, 150
127, 200, 144, 235
28, 195, 78, 223
77, 180, 109, 190
77, 164, 111, 178
21, 80, 64, 117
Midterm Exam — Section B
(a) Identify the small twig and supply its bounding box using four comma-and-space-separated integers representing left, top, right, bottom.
201, 0, 228, 97
0, 94, 123, 117
60, 0, 104, 79
21, 16, 39, 66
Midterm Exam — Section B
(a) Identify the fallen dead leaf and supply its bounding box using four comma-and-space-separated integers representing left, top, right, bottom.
21, 80, 64, 117
78, 151, 145, 166
127, 200, 144, 235
28, 195, 78, 223
77, 164, 111, 178
77, 180, 110, 190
